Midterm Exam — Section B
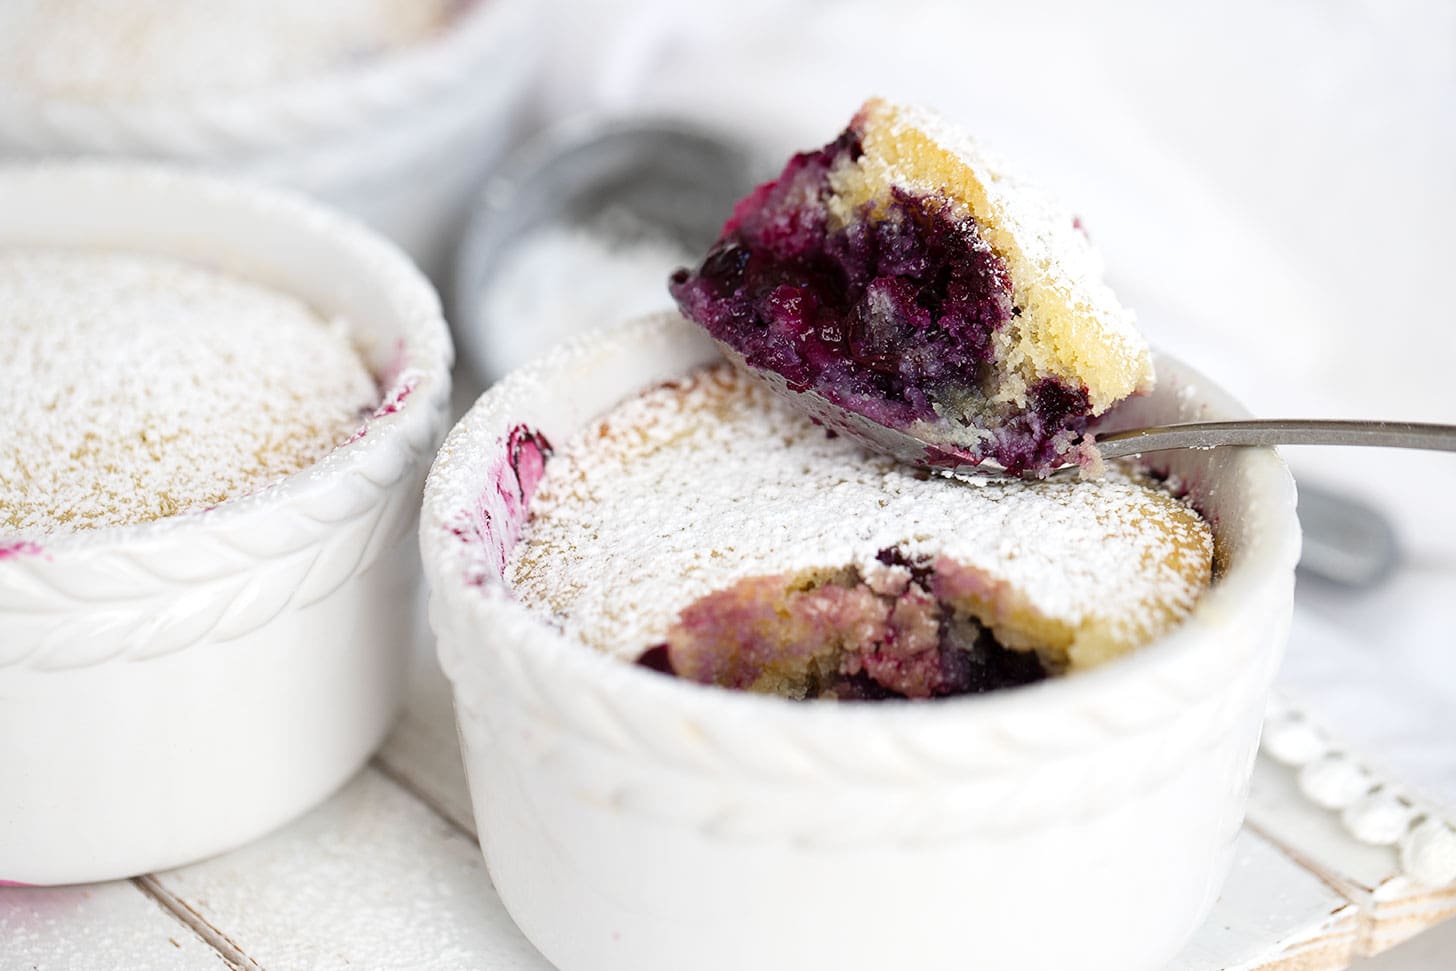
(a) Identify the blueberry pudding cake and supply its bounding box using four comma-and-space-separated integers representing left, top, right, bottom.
670, 98, 1152, 475
506, 364, 1212, 701
0, 249, 378, 534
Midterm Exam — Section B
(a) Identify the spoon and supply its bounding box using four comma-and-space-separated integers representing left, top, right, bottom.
460, 118, 1425, 588
1092, 419, 1456, 463
1295, 482, 1402, 588
728, 351, 1456, 478
730, 345, 1436, 589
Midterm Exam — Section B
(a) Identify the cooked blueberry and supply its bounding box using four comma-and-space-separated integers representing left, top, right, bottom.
636, 644, 676, 675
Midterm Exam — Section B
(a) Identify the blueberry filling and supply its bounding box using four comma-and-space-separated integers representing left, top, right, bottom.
633, 547, 1046, 701
669, 121, 1094, 474
637, 643, 675, 675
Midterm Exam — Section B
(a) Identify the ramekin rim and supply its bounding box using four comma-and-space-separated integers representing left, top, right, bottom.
0, 160, 453, 556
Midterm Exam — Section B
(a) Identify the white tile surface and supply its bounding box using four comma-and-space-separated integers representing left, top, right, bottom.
0, 880, 227, 971
150, 768, 548, 971
1169, 828, 1356, 970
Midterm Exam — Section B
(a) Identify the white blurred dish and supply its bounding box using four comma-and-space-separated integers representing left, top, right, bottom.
0, 0, 541, 279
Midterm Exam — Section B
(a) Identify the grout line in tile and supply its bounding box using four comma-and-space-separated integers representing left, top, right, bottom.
370, 754, 477, 840
133, 873, 266, 971
1246, 818, 1373, 901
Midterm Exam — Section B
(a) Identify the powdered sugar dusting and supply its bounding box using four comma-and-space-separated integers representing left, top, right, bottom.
507, 364, 1212, 667
0, 248, 379, 535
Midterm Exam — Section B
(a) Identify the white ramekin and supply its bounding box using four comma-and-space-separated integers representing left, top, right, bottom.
0, 0, 541, 280
0, 163, 453, 886
421, 313, 1300, 971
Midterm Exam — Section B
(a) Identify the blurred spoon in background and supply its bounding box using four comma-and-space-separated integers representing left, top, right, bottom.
1296, 481, 1402, 588
452, 116, 758, 387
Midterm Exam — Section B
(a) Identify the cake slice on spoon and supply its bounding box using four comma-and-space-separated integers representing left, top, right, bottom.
670, 97, 1152, 476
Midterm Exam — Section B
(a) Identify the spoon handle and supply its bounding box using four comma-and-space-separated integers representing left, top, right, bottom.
1095, 419, 1456, 459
